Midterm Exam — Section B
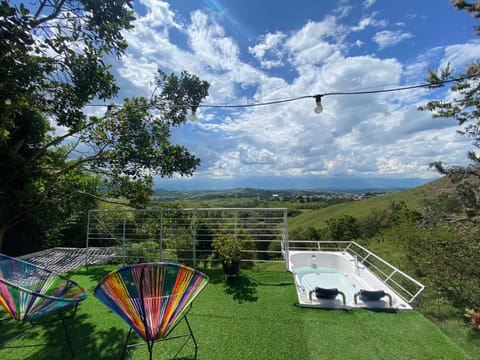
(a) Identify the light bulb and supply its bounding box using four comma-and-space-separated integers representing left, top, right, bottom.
105, 104, 114, 118
190, 106, 198, 121
5, 98, 11, 106
314, 95, 323, 114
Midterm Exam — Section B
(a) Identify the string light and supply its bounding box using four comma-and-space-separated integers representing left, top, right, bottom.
83, 73, 478, 116
190, 105, 197, 121
314, 95, 323, 114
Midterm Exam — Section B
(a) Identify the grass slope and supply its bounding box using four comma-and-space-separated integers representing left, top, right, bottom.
0, 266, 468, 359
288, 176, 454, 231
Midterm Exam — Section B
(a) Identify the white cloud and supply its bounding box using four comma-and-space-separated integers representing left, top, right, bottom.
239, 145, 276, 165
440, 40, 480, 71
373, 30, 414, 49
111, 1, 477, 183
285, 17, 346, 53
138, 0, 180, 28
351, 14, 387, 32
249, 32, 286, 60
187, 11, 239, 71
363, 0, 376, 9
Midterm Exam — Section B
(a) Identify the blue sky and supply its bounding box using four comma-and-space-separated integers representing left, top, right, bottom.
97, 0, 480, 190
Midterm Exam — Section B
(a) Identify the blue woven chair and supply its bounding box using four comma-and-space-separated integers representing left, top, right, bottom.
0, 253, 87, 357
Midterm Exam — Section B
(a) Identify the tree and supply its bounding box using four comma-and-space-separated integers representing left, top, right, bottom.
0, 1, 209, 251
418, 1, 480, 220
416, 0, 480, 316
325, 215, 360, 241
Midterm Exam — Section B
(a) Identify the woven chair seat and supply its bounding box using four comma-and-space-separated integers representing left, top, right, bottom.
94, 262, 209, 359
0, 253, 87, 357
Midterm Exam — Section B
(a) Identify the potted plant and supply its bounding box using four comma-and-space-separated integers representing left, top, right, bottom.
210, 235, 243, 281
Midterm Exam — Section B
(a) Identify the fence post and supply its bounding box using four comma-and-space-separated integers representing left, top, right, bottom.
159, 209, 163, 261
283, 208, 289, 271
85, 210, 91, 269
192, 209, 197, 268
122, 216, 126, 267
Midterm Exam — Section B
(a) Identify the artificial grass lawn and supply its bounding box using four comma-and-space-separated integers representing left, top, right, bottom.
0, 266, 469, 360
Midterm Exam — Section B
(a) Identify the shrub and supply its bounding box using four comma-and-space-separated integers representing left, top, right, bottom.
465, 308, 480, 331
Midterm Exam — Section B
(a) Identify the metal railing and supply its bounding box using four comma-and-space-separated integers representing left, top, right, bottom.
285, 240, 425, 305
86, 208, 425, 304
86, 208, 288, 268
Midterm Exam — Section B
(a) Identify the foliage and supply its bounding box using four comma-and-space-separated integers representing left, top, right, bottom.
0, 1, 209, 251
210, 234, 243, 277
358, 201, 422, 238
324, 215, 360, 241
414, 2, 480, 328
210, 229, 256, 276
32, 168, 102, 249
465, 308, 480, 331
125, 240, 160, 264
418, 2, 480, 222
211, 235, 243, 264
453, 0, 480, 34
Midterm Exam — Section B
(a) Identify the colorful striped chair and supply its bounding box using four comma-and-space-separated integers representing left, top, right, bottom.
0, 253, 87, 357
94, 263, 209, 360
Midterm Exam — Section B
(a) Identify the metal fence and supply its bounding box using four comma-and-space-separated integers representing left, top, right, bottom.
86, 207, 288, 268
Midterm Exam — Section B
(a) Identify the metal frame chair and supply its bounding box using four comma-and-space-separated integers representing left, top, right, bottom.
94, 262, 209, 360
0, 253, 87, 357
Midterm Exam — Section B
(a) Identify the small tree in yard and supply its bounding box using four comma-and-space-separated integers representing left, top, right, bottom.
210, 229, 255, 280
0, 1, 209, 252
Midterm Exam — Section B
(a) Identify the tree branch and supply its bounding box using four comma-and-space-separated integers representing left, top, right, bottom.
30, 0, 67, 28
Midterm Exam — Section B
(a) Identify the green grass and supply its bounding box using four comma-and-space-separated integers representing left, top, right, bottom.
287, 192, 419, 230
0, 266, 470, 359
287, 177, 454, 231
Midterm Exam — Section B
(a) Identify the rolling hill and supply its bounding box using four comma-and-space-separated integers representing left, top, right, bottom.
287, 176, 456, 230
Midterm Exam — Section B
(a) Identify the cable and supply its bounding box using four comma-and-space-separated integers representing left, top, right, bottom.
198, 73, 478, 108
197, 95, 312, 108
85, 73, 479, 110
319, 76, 467, 97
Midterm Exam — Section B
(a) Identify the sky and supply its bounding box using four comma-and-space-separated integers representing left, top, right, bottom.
103, 0, 480, 190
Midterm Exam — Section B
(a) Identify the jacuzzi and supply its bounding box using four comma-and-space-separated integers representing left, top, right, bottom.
289, 250, 414, 310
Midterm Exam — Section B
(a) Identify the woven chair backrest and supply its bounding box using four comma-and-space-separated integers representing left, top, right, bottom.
94, 263, 209, 341
0, 253, 87, 321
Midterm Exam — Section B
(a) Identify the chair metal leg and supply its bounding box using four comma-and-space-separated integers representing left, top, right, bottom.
121, 327, 133, 360
184, 315, 198, 351
146, 340, 154, 360
1, 307, 78, 358
169, 315, 197, 359
61, 317, 75, 358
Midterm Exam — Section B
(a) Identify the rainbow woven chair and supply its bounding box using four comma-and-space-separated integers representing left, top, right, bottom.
94, 262, 209, 360
0, 253, 87, 357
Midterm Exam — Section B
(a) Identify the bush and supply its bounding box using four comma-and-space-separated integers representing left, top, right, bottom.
465, 308, 480, 332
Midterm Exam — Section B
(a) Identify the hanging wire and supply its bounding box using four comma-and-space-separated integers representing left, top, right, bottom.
84, 73, 478, 110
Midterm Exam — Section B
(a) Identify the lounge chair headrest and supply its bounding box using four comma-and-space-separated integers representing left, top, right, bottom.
314, 287, 339, 299
359, 289, 387, 301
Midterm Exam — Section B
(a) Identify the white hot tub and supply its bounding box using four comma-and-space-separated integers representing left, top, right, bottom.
289, 250, 412, 310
